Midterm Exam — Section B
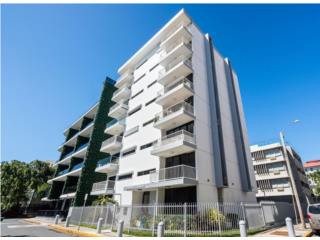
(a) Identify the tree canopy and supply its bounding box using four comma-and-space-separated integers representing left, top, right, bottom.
1, 160, 55, 211
309, 170, 320, 196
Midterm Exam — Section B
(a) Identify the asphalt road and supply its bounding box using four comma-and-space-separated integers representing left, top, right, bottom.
1, 218, 71, 237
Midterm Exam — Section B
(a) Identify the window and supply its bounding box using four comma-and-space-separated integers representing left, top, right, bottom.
134, 73, 145, 83
131, 90, 143, 100
137, 168, 156, 176
128, 105, 142, 116
149, 63, 159, 72
124, 126, 139, 137
122, 146, 136, 157
145, 98, 157, 106
143, 118, 155, 127
118, 173, 133, 181
140, 141, 156, 150
147, 80, 157, 88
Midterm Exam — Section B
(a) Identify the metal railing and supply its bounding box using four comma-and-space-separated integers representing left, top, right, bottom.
91, 180, 115, 193
109, 100, 129, 113
70, 162, 84, 172
159, 56, 192, 78
96, 156, 119, 168
67, 201, 295, 237
160, 40, 192, 59
57, 168, 69, 176
153, 130, 195, 148
155, 102, 194, 123
112, 86, 130, 98
149, 165, 196, 183
106, 118, 125, 129
117, 72, 133, 85
101, 136, 123, 148
157, 78, 193, 96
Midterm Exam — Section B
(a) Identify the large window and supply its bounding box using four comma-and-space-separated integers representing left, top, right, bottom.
165, 186, 197, 204
166, 121, 194, 135
165, 152, 195, 168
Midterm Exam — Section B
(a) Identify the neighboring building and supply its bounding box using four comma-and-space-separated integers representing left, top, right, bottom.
250, 142, 312, 208
304, 160, 320, 196
90, 9, 257, 205
47, 78, 117, 210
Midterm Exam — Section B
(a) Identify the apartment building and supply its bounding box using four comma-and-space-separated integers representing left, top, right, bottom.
90, 9, 257, 205
304, 160, 320, 196
46, 78, 116, 210
250, 142, 312, 207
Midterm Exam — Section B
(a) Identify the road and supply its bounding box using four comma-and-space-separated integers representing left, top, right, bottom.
1, 218, 71, 237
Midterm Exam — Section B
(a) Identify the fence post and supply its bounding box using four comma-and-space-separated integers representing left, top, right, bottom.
239, 220, 247, 237
259, 202, 266, 227
111, 204, 117, 232
152, 204, 157, 237
217, 202, 222, 236
54, 214, 59, 225
96, 218, 104, 234
183, 202, 187, 237
117, 220, 124, 237
65, 216, 71, 227
286, 217, 296, 237
157, 221, 164, 237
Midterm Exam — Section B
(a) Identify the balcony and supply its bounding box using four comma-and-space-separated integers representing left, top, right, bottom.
255, 170, 289, 180
154, 102, 195, 130
156, 78, 193, 107
104, 119, 126, 136
159, 40, 192, 67
158, 56, 192, 86
256, 186, 292, 197
91, 180, 115, 195
60, 185, 78, 199
108, 101, 129, 120
49, 162, 84, 182
95, 156, 119, 174
151, 130, 196, 158
160, 25, 192, 50
124, 165, 197, 191
55, 142, 89, 166
100, 136, 123, 154
111, 86, 131, 102
115, 72, 133, 89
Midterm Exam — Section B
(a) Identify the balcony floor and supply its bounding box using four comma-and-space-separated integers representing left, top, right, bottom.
104, 123, 125, 136
95, 163, 119, 174
154, 109, 195, 130
156, 83, 193, 108
90, 189, 114, 196
124, 177, 197, 191
151, 140, 196, 158
158, 61, 192, 86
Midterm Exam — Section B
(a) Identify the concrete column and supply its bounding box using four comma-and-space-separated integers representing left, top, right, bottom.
96, 218, 104, 234
65, 216, 71, 227
286, 217, 296, 237
54, 214, 60, 225
239, 220, 247, 237
117, 220, 124, 237
157, 221, 164, 237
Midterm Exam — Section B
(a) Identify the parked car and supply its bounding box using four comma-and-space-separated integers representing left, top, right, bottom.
307, 204, 320, 233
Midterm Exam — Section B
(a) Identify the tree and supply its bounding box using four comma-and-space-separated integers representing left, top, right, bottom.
1, 160, 30, 211
0, 160, 55, 212
309, 170, 320, 196
92, 196, 118, 206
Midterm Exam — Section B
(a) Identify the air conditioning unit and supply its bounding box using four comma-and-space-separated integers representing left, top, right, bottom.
270, 157, 276, 160
277, 187, 284, 192
274, 170, 280, 175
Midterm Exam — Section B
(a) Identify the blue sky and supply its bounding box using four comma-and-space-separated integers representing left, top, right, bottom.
2, 4, 320, 163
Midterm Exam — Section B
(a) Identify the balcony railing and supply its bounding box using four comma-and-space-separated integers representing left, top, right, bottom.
62, 121, 93, 145
112, 86, 130, 98
57, 168, 69, 176
157, 78, 193, 97
116, 72, 133, 87
149, 165, 196, 183
91, 180, 115, 193
101, 136, 123, 147
96, 156, 119, 168
75, 142, 89, 152
159, 55, 192, 78
106, 118, 125, 129
161, 24, 190, 44
155, 102, 194, 122
70, 162, 84, 172
153, 130, 195, 148
160, 40, 192, 59
109, 100, 129, 113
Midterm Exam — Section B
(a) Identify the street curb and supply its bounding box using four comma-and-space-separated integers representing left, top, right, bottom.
304, 230, 313, 237
47, 224, 103, 237
23, 218, 103, 237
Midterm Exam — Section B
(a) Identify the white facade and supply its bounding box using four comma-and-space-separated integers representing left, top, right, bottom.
95, 9, 257, 205
250, 142, 311, 205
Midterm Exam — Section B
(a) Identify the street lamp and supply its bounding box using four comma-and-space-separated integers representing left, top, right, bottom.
279, 120, 305, 228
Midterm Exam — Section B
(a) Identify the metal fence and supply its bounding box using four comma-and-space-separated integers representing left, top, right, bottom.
67, 201, 294, 236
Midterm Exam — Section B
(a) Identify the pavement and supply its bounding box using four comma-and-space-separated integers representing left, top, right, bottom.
0, 218, 71, 237
253, 222, 317, 237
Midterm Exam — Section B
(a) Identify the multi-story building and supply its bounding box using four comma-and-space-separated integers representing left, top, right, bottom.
47, 78, 117, 210
90, 9, 257, 205
304, 160, 320, 196
250, 142, 312, 207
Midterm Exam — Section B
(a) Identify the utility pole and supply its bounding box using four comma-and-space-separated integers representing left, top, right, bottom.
280, 131, 305, 228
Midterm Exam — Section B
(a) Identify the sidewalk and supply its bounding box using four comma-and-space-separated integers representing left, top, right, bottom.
24, 217, 128, 237
253, 223, 313, 237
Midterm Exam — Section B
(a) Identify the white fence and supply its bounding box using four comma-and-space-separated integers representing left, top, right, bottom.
67, 201, 295, 236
